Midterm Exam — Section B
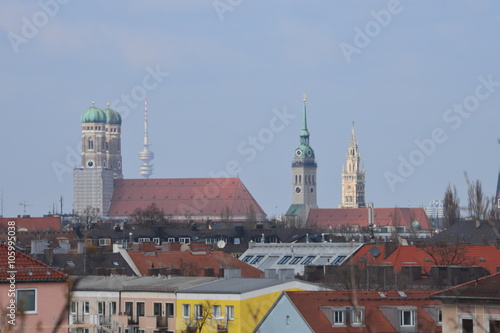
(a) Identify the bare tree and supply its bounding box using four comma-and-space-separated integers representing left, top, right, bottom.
184, 300, 226, 333
130, 203, 168, 229
465, 174, 490, 220
422, 241, 477, 267
443, 184, 461, 229
73, 206, 100, 233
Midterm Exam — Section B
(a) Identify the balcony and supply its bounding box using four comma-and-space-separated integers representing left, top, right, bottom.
157, 316, 169, 329
217, 319, 228, 332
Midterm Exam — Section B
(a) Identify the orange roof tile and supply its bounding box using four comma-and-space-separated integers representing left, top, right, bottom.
0, 217, 61, 232
128, 250, 263, 277
350, 244, 500, 275
286, 290, 441, 332
0, 243, 68, 282
307, 207, 432, 230
108, 178, 266, 220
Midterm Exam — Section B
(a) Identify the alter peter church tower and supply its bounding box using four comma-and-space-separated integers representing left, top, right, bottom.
285, 96, 318, 225
339, 122, 365, 208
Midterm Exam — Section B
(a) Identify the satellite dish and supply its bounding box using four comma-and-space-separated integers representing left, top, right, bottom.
217, 240, 226, 249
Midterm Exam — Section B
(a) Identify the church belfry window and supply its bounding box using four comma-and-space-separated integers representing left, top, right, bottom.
88, 138, 94, 150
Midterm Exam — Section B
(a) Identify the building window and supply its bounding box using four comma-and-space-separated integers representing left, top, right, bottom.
70, 301, 77, 314
242, 255, 253, 263
400, 310, 415, 327
286, 315, 290, 325
212, 305, 222, 319
125, 302, 133, 317
250, 256, 264, 264
289, 257, 303, 265
109, 302, 117, 315
153, 238, 161, 245
278, 256, 292, 264
489, 320, 500, 333
333, 310, 345, 325
438, 310, 442, 325
167, 237, 175, 243
182, 304, 190, 318
98, 301, 105, 315
225, 306, 234, 321
194, 304, 203, 319
17, 289, 37, 314
165, 303, 174, 317
332, 256, 347, 265
88, 138, 94, 150
352, 309, 363, 325
99, 238, 111, 246
462, 318, 473, 333
154, 303, 162, 316
83, 301, 90, 315
138, 238, 150, 243
179, 237, 190, 244
137, 302, 145, 317
302, 256, 316, 265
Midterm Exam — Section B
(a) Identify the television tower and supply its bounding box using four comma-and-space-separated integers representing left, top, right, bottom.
139, 100, 154, 178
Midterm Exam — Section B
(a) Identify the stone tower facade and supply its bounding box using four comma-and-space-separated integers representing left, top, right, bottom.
73, 103, 123, 216
339, 122, 365, 208
285, 97, 318, 225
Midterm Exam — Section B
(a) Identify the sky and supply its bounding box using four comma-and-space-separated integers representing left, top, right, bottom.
1, 0, 499, 219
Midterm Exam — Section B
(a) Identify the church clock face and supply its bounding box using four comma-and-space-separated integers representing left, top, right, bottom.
307, 148, 313, 157
294, 186, 302, 194
295, 149, 302, 157
87, 160, 94, 168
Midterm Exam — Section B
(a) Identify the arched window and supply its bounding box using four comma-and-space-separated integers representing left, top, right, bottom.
295, 175, 298, 184
88, 138, 94, 150
299, 175, 302, 184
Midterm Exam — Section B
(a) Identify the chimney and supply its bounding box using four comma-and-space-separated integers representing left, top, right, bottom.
44, 248, 54, 265
384, 241, 397, 259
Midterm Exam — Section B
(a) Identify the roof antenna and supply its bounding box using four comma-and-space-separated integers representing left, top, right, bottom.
139, 99, 154, 178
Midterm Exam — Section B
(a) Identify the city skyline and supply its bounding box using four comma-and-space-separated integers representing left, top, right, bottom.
1, 1, 499, 218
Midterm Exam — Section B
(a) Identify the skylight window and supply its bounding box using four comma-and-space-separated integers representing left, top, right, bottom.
289, 257, 303, 265
278, 256, 292, 265
332, 256, 347, 265
250, 256, 264, 264
241, 255, 253, 263
302, 256, 316, 265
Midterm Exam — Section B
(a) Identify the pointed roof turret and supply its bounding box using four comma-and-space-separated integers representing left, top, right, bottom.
294, 94, 315, 159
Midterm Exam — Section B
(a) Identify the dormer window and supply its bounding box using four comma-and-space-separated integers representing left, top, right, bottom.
400, 310, 415, 327
352, 309, 364, 325
333, 310, 345, 326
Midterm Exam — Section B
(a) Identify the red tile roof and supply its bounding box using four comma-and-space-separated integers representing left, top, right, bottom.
307, 207, 432, 230
431, 272, 500, 299
0, 217, 61, 232
0, 243, 68, 282
108, 178, 266, 220
285, 290, 441, 332
128, 250, 264, 277
349, 244, 500, 275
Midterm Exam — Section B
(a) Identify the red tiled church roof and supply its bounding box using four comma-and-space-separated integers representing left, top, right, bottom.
0, 217, 61, 232
128, 250, 263, 277
307, 207, 432, 230
0, 243, 68, 282
286, 290, 441, 332
108, 178, 266, 220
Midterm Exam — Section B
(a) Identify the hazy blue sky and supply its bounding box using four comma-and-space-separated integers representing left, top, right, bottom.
1, 0, 499, 218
